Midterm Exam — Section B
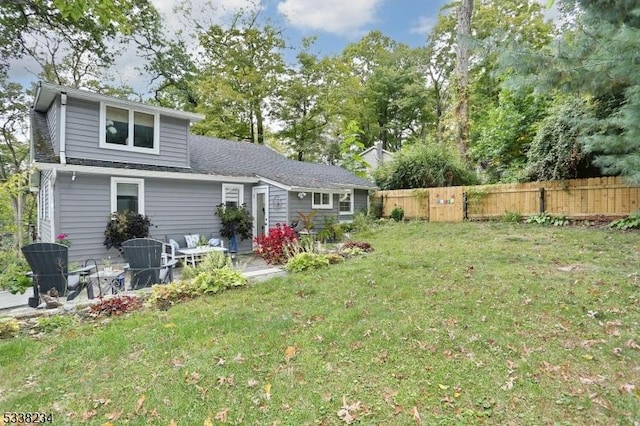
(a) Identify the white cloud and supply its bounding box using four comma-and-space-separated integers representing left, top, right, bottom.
277, 0, 382, 36
410, 16, 436, 36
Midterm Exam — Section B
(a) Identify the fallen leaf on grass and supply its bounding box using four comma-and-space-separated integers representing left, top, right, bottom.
625, 339, 640, 350
412, 406, 422, 425
204, 416, 213, 426
284, 345, 297, 361
168, 420, 177, 426
337, 396, 362, 424
214, 408, 229, 423
618, 383, 638, 396
135, 394, 146, 413
81, 410, 96, 421
105, 409, 123, 421
264, 382, 272, 400
438, 384, 449, 390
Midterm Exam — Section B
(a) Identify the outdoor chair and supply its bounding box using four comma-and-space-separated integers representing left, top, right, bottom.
21, 242, 96, 307
121, 238, 178, 290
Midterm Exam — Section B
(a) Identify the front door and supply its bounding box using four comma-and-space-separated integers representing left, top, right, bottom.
252, 186, 269, 241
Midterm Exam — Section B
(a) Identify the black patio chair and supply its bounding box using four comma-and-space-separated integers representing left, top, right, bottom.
21, 242, 96, 307
121, 238, 178, 290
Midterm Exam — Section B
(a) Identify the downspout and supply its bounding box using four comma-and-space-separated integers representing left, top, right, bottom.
50, 169, 57, 242
59, 93, 67, 164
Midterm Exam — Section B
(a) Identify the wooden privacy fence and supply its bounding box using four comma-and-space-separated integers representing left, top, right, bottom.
374, 177, 640, 222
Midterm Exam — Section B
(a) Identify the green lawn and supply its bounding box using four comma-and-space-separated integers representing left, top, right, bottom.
1, 221, 639, 425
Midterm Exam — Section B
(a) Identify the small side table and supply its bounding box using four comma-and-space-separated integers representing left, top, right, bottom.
90, 269, 126, 296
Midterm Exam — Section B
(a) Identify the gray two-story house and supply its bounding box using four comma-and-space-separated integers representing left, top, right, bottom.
30, 82, 376, 263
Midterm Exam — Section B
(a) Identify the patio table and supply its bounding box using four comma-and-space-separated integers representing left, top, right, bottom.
89, 269, 126, 296
178, 246, 228, 267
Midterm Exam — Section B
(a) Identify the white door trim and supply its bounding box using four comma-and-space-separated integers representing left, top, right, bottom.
252, 185, 269, 242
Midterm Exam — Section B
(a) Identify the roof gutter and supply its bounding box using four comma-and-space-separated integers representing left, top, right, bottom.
33, 162, 260, 183
59, 92, 67, 164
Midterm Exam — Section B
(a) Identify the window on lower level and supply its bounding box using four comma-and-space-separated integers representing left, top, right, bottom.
222, 183, 244, 208
111, 177, 145, 214
312, 192, 333, 209
339, 190, 354, 215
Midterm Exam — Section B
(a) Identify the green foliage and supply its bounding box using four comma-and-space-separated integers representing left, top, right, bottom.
500, 211, 522, 223
0, 250, 31, 294
0, 318, 19, 339
317, 216, 344, 243
284, 252, 329, 273
215, 203, 253, 241
146, 266, 248, 310
526, 98, 600, 181
338, 120, 369, 177
350, 211, 375, 233
390, 207, 404, 222
374, 141, 478, 190
296, 210, 317, 230
36, 315, 78, 333
526, 213, 570, 226
103, 211, 152, 253
607, 211, 640, 230
324, 253, 345, 264
283, 236, 317, 260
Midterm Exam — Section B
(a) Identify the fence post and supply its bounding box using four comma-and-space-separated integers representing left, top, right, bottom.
539, 187, 545, 213
463, 192, 468, 220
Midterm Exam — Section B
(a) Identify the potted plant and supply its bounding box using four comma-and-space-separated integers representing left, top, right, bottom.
215, 203, 252, 255
104, 211, 153, 254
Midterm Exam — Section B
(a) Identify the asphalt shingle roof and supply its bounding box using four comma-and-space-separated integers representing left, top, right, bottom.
31, 115, 376, 190
190, 136, 376, 190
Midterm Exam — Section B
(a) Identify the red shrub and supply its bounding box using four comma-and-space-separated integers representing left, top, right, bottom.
89, 295, 142, 318
254, 223, 298, 264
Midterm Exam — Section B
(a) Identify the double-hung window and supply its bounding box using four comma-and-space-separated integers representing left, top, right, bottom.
111, 177, 145, 215
312, 192, 333, 209
339, 190, 354, 215
100, 104, 160, 154
222, 183, 244, 208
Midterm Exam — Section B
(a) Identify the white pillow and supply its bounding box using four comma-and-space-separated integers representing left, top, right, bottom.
169, 239, 180, 251
184, 234, 199, 248
208, 238, 221, 247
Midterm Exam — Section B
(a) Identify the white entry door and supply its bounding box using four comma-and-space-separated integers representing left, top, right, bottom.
252, 186, 269, 241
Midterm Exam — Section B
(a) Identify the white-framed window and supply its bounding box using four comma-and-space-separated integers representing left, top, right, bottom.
111, 177, 145, 214
312, 192, 333, 209
39, 179, 50, 221
339, 190, 354, 215
222, 183, 244, 208
99, 103, 160, 154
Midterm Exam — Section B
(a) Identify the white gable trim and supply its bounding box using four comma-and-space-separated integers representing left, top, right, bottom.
35, 162, 259, 183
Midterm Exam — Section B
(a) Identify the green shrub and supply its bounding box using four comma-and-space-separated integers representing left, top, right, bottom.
103, 211, 152, 253
339, 247, 365, 258
608, 211, 640, 230
317, 216, 344, 243
390, 207, 405, 222
37, 315, 78, 332
325, 253, 345, 264
350, 211, 374, 233
0, 250, 32, 294
146, 280, 200, 310
501, 211, 522, 223
192, 267, 248, 294
526, 213, 552, 225
0, 318, 20, 339
342, 241, 374, 252
284, 252, 329, 273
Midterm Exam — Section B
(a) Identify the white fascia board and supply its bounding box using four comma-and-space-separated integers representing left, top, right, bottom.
34, 81, 204, 122
35, 162, 259, 183
257, 176, 374, 193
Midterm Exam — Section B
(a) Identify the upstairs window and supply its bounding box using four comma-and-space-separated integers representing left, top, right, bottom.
312, 192, 333, 209
100, 103, 159, 154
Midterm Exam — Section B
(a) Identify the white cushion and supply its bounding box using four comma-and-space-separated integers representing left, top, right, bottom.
208, 238, 221, 247
169, 239, 180, 251
184, 234, 199, 248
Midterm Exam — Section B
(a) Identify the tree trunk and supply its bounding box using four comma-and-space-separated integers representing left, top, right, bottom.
455, 0, 473, 161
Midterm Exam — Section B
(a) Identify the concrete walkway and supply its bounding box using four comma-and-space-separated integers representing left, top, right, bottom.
0, 254, 285, 317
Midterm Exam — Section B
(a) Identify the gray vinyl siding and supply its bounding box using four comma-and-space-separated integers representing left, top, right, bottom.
46, 98, 60, 154
38, 170, 53, 242
286, 189, 369, 229
265, 183, 288, 228
56, 174, 254, 263
64, 97, 191, 168
353, 189, 370, 216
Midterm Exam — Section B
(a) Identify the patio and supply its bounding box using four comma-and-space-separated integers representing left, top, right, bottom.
0, 254, 284, 316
